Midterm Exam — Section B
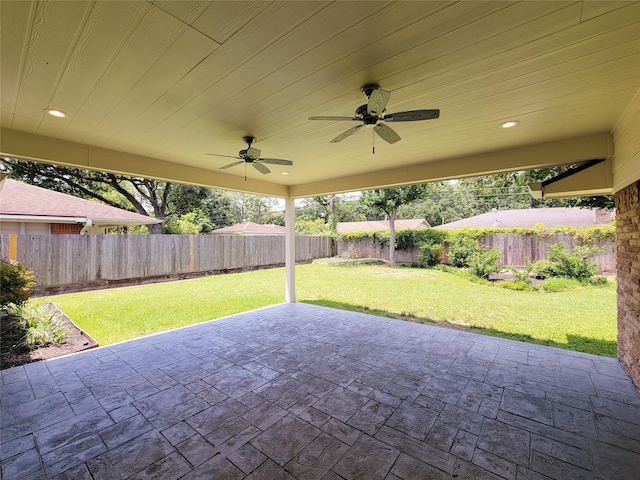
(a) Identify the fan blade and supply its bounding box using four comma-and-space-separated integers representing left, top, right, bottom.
220, 161, 245, 170
309, 116, 359, 121
374, 124, 401, 144
206, 153, 241, 159
246, 146, 261, 159
260, 158, 293, 166
383, 109, 440, 122
331, 124, 363, 143
367, 89, 391, 116
252, 162, 270, 174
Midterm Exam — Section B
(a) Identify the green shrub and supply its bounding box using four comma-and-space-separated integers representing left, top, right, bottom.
396, 229, 447, 251
497, 280, 536, 291
589, 276, 609, 286
469, 246, 502, 279
546, 243, 602, 280
435, 264, 494, 286
508, 265, 533, 284
447, 236, 477, 267
446, 225, 615, 242
530, 259, 556, 278
0, 259, 35, 309
6, 300, 67, 350
339, 230, 390, 247
532, 243, 602, 281
418, 241, 444, 267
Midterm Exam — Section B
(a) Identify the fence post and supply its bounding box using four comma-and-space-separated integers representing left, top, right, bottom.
8, 234, 18, 261
189, 236, 195, 272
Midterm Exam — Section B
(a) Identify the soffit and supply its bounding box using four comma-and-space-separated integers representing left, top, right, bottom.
1, 1, 638, 196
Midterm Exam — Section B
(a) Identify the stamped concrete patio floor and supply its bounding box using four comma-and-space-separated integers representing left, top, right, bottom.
2, 303, 640, 480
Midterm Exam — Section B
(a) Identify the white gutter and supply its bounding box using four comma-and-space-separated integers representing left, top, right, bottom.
80, 219, 92, 235
87, 217, 163, 226
0, 214, 161, 226
0, 214, 87, 223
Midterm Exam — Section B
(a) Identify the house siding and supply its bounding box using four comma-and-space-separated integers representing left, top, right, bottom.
0, 221, 50, 235
616, 180, 640, 388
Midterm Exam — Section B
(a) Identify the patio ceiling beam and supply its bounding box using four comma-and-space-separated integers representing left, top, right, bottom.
0, 128, 289, 198
1, 129, 613, 199
528, 158, 613, 199
289, 133, 613, 198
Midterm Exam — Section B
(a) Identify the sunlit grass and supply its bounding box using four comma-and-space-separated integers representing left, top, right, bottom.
50, 268, 285, 345
49, 263, 617, 356
297, 264, 617, 356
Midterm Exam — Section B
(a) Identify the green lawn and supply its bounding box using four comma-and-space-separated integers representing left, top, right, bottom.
50, 268, 286, 346
49, 263, 617, 356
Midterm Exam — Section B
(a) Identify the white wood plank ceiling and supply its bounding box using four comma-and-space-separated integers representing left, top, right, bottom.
1, 1, 639, 197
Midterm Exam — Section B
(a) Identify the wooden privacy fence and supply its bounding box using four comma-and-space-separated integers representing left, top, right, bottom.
336, 232, 615, 273
0, 234, 332, 291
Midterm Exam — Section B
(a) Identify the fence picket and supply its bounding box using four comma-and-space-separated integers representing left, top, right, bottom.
336, 233, 615, 273
0, 234, 332, 289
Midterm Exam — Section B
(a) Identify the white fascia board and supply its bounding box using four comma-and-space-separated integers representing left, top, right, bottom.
0, 215, 160, 226
0, 128, 289, 198
0, 215, 86, 223
528, 159, 613, 199
87, 217, 163, 226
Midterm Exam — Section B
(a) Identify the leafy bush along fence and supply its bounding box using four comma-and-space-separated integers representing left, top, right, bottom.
0, 234, 332, 292
336, 227, 616, 273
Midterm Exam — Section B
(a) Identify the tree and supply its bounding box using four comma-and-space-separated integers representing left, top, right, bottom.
397, 168, 614, 226
296, 195, 376, 233
229, 193, 281, 224
360, 185, 428, 266
397, 181, 475, 226
0, 158, 235, 234
295, 218, 332, 235
162, 210, 215, 235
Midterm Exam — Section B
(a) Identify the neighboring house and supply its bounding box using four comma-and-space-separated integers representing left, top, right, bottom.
210, 222, 285, 235
0, 177, 161, 234
337, 219, 430, 234
434, 207, 614, 230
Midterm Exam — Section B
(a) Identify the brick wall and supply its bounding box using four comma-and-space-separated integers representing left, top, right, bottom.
50, 223, 83, 234
616, 180, 640, 388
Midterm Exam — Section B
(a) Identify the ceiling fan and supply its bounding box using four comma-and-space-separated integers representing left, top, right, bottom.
309, 84, 439, 148
206, 136, 293, 178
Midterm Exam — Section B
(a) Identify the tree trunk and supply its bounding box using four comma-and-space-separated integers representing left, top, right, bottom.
148, 222, 163, 235
388, 209, 397, 267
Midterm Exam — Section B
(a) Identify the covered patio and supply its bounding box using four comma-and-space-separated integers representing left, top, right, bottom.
2, 303, 639, 479
1, 2, 640, 477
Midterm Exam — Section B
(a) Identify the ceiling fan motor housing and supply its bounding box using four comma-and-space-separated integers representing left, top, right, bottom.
239, 149, 254, 161
308, 83, 440, 145
356, 105, 380, 125
361, 83, 381, 98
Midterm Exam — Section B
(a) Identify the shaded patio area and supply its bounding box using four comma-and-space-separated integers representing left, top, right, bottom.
2, 303, 639, 479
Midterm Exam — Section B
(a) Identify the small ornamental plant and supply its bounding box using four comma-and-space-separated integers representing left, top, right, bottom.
5, 300, 68, 350
0, 259, 35, 309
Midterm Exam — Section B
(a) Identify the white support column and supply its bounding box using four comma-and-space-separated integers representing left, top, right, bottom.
285, 196, 296, 303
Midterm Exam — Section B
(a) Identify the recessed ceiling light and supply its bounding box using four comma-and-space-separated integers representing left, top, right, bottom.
500, 120, 519, 128
44, 108, 67, 118
281, 172, 289, 175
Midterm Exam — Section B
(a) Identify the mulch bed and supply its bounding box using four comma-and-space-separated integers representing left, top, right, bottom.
0, 303, 98, 370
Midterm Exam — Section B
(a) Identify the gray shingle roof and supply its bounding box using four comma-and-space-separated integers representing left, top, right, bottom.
337, 219, 430, 233
0, 179, 160, 224
210, 222, 285, 234
434, 207, 613, 229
